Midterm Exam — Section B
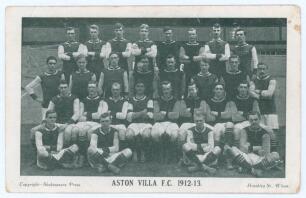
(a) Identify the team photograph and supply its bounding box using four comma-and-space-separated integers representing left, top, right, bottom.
20, 17, 286, 178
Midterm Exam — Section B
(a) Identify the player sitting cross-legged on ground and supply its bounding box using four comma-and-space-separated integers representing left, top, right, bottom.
34, 110, 79, 170
126, 81, 154, 163
152, 81, 180, 163
181, 110, 221, 175
224, 111, 281, 177
87, 112, 132, 174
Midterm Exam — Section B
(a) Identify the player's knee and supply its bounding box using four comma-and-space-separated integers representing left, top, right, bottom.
87, 146, 96, 155
37, 148, 48, 158
182, 143, 191, 152
213, 146, 222, 155
233, 127, 241, 139
122, 148, 133, 158
126, 128, 135, 140
270, 152, 280, 161
166, 123, 178, 141
225, 122, 234, 129
141, 128, 151, 139
178, 129, 187, 142
69, 144, 79, 152
151, 124, 162, 141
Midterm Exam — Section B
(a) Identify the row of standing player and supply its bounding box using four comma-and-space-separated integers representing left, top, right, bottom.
57, 22, 258, 88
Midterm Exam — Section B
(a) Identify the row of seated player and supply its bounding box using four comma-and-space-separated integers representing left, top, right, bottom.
30, 110, 282, 177
57, 23, 258, 83
25, 54, 278, 132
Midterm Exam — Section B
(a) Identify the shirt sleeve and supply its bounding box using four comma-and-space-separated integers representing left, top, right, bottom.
25, 76, 42, 94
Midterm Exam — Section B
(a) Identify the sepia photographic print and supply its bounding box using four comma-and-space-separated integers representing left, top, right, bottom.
6, 5, 300, 193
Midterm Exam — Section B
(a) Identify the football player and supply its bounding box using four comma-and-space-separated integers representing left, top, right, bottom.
157, 26, 181, 70
231, 28, 258, 78
182, 111, 221, 174
131, 24, 158, 72
98, 52, 129, 98
25, 56, 65, 119
34, 110, 79, 170
152, 81, 180, 163
159, 55, 186, 99
84, 24, 108, 81
204, 23, 230, 78
48, 80, 80, 125
87, 112, 132, 174
58, 27, 86, 82
132, 55, 155, 98
224, 111, 281, 177
104, 82, 129, 149
108, 23, 132, 72
126, 81, 154, 162
79, 81, 108, 122
249, 63, 279, 133
69, 54, 96, 101
191, 59, 218, 101
179, 28, 204, 86
220, 55, 249, 100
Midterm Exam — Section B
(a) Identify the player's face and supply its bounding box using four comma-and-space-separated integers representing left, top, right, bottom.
135, 83, 145, 95
258, 64, 268, 77
188, 30, 197, 42
89, 28, 99, 40
111, 85, 121, 98
249, 114, 260, 129
77, 57, 87, 71
45, 112, 57, 126
212, 27, 221, 39
88, 84, 97, 95
139, 28, 149, 39
238, 84, 249, 97
59, 84, 69, 95
140, 58, 150, 71
229, 58, 239, 72
162, 84, 172, 97
47, 59, 57, 73
114, 28, 124, 38
164, 30, 173, 42
194, 116, 205, 129
100, 116, 111, 129
235, 30, 246, 43
188, 85, 198, 97
166, 58, 176, 70
200, 61, 210, 73
214, 85, 225, 98
109, 54, 119, 66
66, 30, 76, 41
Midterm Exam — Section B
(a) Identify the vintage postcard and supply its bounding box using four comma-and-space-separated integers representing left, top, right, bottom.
5, 5, 300, 193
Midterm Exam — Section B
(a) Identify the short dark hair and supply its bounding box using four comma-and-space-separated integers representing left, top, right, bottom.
134, 80, 146, 88
46, 56, 57, 64
75, 54, 87, 62
140, 24, 149, 30
213, 23, 221, 28
45, 110, 56, 118
161, 80, 172, 87
59, 80, 68, 86
66, 27, 75, 33
258, 62, 268, 68
100, 112, 111, 119
109, 52, 119, 57
114, 22, 124, 29
214, 82, 225, 89
163, 26, 172, 33
238, 80, 250, 88
247, 111, 261, 119
229, 55, 240, 61
139, 55, 149, 61
166, 54, 176, 60
89, 24, 99, 31
235, 28, 246, 35
88, 80, 97, 87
